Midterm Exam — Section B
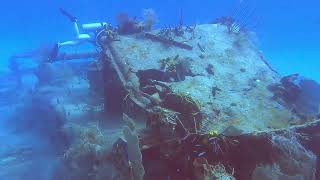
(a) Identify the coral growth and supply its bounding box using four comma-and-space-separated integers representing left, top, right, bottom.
271, 132, 317, 179
116, 9, 157, 35
140, 8, 157, 31
157, 24, 196, 40
193, 157, 213, 180
63, 124, 105, 160
158, 55, 193, 81
145, 107, 179, 138
108, 138, 133, 180
58, 123, 113, 180
116, 12, 141, 35
193, 157, 235, 180
59, 122, 143, 180
213, 0, 259, 35
252, 164, 304, 180
212, 16, 240, 34
162, 91, 202, 133
155, 10, 196, 40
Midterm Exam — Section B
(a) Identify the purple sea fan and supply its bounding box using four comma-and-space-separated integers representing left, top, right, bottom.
116, 12, 132, 25
116, 12, 141, 34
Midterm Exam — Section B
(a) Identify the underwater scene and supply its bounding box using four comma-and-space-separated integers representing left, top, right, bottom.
0, 0, 320, 179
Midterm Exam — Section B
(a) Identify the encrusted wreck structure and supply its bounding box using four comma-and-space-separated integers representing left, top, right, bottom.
70, 21, 319, 179
3, 14, 319, 179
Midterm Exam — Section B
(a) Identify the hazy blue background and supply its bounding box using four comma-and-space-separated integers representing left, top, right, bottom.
0, 0, 319, 81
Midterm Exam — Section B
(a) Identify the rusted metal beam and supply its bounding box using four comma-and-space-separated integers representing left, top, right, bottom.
144, 32, 193, 50
53, 52, 99, 61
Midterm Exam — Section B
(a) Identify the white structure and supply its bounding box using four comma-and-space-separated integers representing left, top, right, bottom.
58, 22, 107, 47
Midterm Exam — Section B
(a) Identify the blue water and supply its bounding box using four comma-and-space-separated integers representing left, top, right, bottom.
1, 0, 319, 80
0, 0, 319, 179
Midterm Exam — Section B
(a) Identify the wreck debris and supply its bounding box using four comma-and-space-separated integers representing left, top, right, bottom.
186, 24, 197, 39
158, 55, 196, 82
34, 62, 56, 85
157, 27, 173, 39
161, 92, 202, 134
197, 43, 205, 53
95, 24, 118, 48
211, 163, 235, 180
123, 125, 145, 180
53, 51, 99, 61
86, 20, 320, 179
211, 86, 221, 97
109, 138, 133, 180
156, 10, 196, 41
103, 40, 152, 119
239, 68, 246, 73
158, 55, 194, 81
173, 9, 185, 37
87, 61, 104, 94
4, 2, 320, 178
136, 69, 172, 86
199, 54, 205, 59
270, 131, 316, 180
59, 123, 110, 179
268, 74, 320, 119
144, 32, 193, 50
252, 163, 302, 180
205, 64, 214, 75
123, 113, 137, 132
258, 51, 278, 74
193, 158, 235, 180
145, 107, 180, 138
141, 119, 320, 179
193, 157, 213, 180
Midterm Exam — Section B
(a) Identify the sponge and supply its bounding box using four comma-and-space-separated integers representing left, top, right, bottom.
123, 126, 145, 180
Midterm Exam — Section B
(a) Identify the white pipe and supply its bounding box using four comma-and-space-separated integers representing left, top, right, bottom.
59, 22, 106, 48
82, 22, 107, 32
73, 22, 80, 38
58, 40, 80, 47
77, 34, 91, 40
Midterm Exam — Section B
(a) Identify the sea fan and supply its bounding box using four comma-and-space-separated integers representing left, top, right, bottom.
116, 12, 141, 35
141, 8, 157, 31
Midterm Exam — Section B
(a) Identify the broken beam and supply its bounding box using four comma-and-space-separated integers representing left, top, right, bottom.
144, 33, 193, 50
